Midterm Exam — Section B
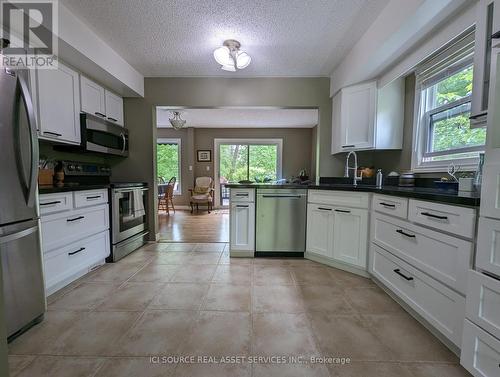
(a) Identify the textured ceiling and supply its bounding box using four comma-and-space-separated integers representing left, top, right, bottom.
156, 108, 319, 128
61, 0, 389, 77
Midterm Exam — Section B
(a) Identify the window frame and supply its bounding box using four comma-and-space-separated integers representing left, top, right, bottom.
412, 57, 485, 172
157, 137, 182, 195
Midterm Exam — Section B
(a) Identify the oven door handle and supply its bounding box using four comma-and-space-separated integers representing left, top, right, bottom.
114, 187, 148, 193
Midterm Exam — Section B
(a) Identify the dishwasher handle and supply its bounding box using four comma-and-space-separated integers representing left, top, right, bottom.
260, 195, 304, 198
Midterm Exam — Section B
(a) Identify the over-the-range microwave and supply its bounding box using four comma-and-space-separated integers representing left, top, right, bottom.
56, 113, 129, 157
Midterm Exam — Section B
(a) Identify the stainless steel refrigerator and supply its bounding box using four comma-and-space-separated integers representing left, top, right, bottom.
0, 66, 46, 341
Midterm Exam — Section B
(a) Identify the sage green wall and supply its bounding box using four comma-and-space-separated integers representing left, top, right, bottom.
112, 77, 340, 239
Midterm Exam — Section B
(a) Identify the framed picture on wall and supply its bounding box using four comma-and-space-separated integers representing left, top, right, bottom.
197, 150, 212, 162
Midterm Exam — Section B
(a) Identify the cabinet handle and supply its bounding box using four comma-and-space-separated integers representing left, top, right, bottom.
107, 117, 118, 122
318, 207, 332, 211
67, 216, 84, 222
396, 229, 416, 238
341, 144, 355, 148
68, 247, 85, 256
86, 195, 101, 200
236, 205, 249, 208
380, 202, 396, 208
94, 112, 106, 118
421, 212, 448, 220
235, 193, 248, 197
43, 131, 62, 137
40, 200, 61, 206
469, 113, 487, 120
393, 269, 414, 281
335, 209, 351, 213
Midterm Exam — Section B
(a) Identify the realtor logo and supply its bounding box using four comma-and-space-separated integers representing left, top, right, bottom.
0, 0, 58, 68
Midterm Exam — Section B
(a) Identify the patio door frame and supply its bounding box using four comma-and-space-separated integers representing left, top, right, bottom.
214, 138, 283, 208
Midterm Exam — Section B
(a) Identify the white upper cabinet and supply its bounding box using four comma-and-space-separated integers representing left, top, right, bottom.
80, 76, 106, 118
331, 78, 404, 154
33, 62, 81, 145
104, 90, 124, 126
80, 76, 124, 126
470, 0, 495, 126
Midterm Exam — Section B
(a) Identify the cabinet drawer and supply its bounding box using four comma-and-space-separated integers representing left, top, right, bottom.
466, 270, 500, 340
43, 231, 110, 294
408, 199, 476, 239
372, 213, 472, 294
476, 217, 500, 278
308, 190, 369, 209
371, 244, 465, 346
461, 319, 500, 377
39, 192, 73, 215
230, 188, 255, 203
74, 189, 108, 208
41, 204, 109, 252
372, 194, 408, 219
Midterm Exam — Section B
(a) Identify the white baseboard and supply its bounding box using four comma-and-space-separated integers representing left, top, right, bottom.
305, 252, 370, 278
230, 250, 255, 257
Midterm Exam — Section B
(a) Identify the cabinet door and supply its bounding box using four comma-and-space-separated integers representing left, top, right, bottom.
80, 76, 105, 117
476, 217, 500, 277
306, 204, 334, 257
230, 202, 255, 251
340, 81, 376, 151
105, 90, 124, 126
332, 207, 368, 268
36, 62, 81, 144
480, 163, 500, 219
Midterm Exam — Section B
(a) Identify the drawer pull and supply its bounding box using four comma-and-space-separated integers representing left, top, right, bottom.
393, 268, 414, 281
318, 207, 332, 211
236, 205, 249, 208
342, 144, 355, 148
40, 201, 62, 206
43, 131, 62, 137
67, 216, 85, 222
335, 209, 351, 213
86, 195, 101, 200
68, 247, 85, 256
95, 112, 106, 117
421, 212, 448, 220
107, 117, 118, 122
380, 202, 396, 208
396, 229, 416, 238
235, 193, 248, 197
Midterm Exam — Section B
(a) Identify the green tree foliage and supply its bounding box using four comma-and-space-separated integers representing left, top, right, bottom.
219, 144, 278, 183
426, 65, 486, 156
157, 143, 179, 182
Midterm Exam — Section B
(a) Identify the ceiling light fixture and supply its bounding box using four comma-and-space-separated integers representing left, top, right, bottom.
213, 39, 251, 71
169, 111, 186, 130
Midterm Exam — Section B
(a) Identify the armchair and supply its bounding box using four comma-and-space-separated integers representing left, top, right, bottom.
189, 177, 214, 213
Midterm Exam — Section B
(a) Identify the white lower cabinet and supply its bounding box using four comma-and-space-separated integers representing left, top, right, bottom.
371, 244, 465, 346
306, 192, 369, 271
230, 202, 255, 253
332, 207, 368, 268
40, 189, 110, 295
461, 319, 500, 377
476, 217, 500, 278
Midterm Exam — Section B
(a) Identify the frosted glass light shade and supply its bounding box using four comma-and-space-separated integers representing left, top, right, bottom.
213, 46, 231, 66
221, 64, 236, 72
236, 51, 251, 69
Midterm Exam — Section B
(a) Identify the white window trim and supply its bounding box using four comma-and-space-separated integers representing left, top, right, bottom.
411, 68, 483, 173
213, 138, 283, 207
157, 137, 182, 195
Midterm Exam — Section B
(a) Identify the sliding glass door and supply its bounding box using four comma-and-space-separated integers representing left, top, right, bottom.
216, 139, 282, 207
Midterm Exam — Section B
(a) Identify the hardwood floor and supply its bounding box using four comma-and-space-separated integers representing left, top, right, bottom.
158, 209, 229, 243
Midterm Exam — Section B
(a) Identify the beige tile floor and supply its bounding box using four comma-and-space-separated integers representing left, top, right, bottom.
8, 242, 471, 377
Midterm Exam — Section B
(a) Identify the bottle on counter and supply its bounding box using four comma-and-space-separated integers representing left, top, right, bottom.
376, 169, 383, 189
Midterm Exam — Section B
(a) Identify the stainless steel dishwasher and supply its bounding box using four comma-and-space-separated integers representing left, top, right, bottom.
256, 188, 307, 256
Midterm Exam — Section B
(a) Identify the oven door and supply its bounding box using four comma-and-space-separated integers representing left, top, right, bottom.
112, 187, 148, 244
84, 114, 129, 157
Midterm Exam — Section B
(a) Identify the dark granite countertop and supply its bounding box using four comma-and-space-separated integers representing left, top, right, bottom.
39, 184, 110, 194
224, 183, 480, 207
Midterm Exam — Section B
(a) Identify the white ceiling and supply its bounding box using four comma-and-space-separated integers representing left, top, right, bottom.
61, 0, 389, 77
156, 107, 319, 128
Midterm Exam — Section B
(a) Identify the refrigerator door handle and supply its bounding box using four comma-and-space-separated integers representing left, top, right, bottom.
0, 225, 38, 245
17, 74, 39, 208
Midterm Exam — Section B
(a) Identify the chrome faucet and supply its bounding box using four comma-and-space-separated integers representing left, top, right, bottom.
344, 151, 363, 187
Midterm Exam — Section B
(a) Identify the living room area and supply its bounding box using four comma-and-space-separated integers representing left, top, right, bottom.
155, 107, 318, 244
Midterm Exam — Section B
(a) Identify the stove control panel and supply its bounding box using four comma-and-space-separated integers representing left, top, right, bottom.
62, 161, 111, 176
